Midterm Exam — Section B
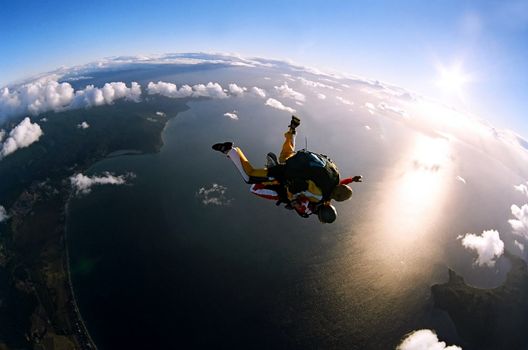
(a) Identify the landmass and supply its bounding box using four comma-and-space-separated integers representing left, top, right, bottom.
0, 96, 189, 349
432, 252, 528, 350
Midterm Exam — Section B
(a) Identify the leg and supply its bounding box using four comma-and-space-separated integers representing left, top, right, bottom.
227, 147, 269, 183
279, 130, 296, 163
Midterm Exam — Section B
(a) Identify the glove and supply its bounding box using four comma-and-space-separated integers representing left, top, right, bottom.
352, 175, 363, 182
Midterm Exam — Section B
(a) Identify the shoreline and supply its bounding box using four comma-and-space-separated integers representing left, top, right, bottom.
63, 199, 98, 349
0, 97, 191, 348
61, 102, 188, 349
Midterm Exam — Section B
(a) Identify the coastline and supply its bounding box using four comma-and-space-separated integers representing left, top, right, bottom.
432, 252, 528, 349
0, 98, 190, 349
61, 102, 189, 349
63, 200, 98, 349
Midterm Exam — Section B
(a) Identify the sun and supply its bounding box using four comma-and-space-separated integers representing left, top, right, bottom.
435, 62, 471, 97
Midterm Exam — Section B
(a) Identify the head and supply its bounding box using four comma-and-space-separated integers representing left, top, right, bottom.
317, 204, 337, 224
330, 184, 353, 202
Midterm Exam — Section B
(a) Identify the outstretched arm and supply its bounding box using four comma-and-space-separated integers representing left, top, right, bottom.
340, 176, 363, 185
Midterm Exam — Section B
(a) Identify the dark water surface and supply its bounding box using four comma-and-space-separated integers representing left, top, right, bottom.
66, 98, 458, 349
65, 66, 528, 348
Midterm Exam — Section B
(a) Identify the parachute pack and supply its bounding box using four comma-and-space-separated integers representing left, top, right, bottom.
283, 150, 340, 200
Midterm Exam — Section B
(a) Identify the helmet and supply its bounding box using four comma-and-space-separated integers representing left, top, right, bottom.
317, 204, 337, 223
330, 184, 352, 202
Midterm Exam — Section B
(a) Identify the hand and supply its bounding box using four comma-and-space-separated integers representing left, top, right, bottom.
291, 199, 303, 211
352, 175, 363, 182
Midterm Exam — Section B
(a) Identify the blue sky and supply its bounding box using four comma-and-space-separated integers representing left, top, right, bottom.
1, 0, 527, 137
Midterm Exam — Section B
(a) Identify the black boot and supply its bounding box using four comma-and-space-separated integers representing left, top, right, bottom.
289, 115, 301, 134
212, 142, 233, 154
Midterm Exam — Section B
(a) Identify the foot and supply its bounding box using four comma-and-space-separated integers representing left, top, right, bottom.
266, 152, 278, 167
288, 115, 300, 134
212, 142, 233, 154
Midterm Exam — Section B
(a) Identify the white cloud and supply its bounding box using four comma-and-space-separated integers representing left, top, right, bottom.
265, 98, 296, 114
364, 125, 371, 131
77, 121, 90, 129
191, 82, 228, 99
228, 83, 246, 96
510, 204, 528, 239
514, 240, 524, 252
71, 82, 141, 108
1, 80, 74, 119
0, 205, 8, 222
456, 176, 466, 184
459, 230, 504, 267
250, 86, 266, 98
0, 117, 43, 158
196, 183, 232, 205
70, 172, 134, 195
274, 83, 305, 102
223, 111, 238, 120
514, 182, 528, 197
397, 329, 462, 350
155, 111, 166, 117
317, 93, 326, 100
336, 96, 354, 105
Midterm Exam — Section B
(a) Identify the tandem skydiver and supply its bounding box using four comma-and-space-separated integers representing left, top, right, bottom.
212, 116, 362, 223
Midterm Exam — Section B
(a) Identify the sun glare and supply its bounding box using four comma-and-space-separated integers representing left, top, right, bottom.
435, 63, 471, 97
351, 134, 454, 292
368, 134, 453, 250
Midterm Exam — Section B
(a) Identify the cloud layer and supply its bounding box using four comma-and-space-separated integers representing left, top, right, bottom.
1, 80, 74, 119
1, 80, 141, 122
70, 172, 134, 195
147, 81, 268, 101
147, 81, 228, 99
459, 230, 504, 267
397, 329, 462, 350
196, 183, 232, 205
0, 117, 43, 158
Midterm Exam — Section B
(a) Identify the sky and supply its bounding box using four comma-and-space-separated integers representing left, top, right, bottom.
1, 0, 527, 137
